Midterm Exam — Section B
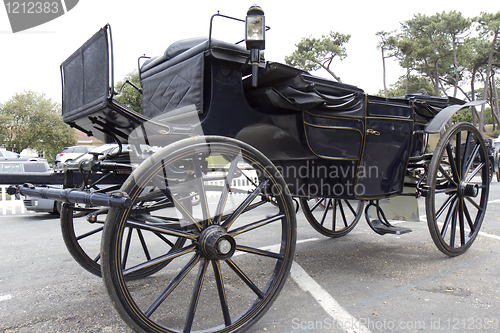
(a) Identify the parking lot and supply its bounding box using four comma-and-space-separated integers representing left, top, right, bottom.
1, 180, 500, 332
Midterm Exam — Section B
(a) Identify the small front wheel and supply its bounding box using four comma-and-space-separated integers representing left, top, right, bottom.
300, 198, 363, 238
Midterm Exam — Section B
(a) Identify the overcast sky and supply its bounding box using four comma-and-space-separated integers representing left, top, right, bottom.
1, 0, 498, 105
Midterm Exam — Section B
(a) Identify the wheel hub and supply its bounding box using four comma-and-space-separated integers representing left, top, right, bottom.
459, 182, 479, 198
198, 225, 236, 260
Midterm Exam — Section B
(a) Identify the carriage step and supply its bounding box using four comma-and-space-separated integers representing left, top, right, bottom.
367, 219, 412, 235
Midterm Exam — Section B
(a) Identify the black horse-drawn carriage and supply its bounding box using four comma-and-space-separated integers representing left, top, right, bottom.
6, 6, 491, 333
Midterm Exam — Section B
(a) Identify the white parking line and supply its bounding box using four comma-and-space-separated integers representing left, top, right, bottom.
478, 231, 500, 241
0, 294, 12, 302
255, 238, 371, 333
290, 261, 371, 333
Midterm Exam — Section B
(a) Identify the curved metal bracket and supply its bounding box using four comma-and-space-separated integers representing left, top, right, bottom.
424, 100, 487, 134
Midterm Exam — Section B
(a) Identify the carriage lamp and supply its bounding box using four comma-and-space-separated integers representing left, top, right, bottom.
245, 5, 265, 87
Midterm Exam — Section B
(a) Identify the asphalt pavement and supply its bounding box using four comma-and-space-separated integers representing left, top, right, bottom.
1, 180, 500, 333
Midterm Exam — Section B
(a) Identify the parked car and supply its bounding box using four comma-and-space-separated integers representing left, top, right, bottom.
23, 185, 62, 215
0, 149, 43, 161
54, 144, 120, 171
54, 146, 93, 165
0, 160, 58, 214
0, 149, 21, 160
0, 160, 50, 173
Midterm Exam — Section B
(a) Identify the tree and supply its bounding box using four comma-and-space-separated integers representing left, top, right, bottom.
0, 91, 76, 161
384, 11, 472, 98
114, 70, 143, 113
476, 12, 500, 133
376, 30, 399, 98
437, 11, 472, 98
285, 31, 351, 82
377, 75, 435, 98
462, 36, 490, 126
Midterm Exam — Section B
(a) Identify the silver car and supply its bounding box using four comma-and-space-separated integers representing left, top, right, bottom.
54, 146, 93, 165
0, 160, 58, 214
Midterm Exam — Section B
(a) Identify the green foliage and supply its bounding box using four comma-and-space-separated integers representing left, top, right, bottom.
452, 107, 495, 124
285, 31, 351, 82
0, 91, 76, 161
452, 110, 473, 123
114, 70, 143, 113
377, 75, 435, 97
382, 11, 473, 96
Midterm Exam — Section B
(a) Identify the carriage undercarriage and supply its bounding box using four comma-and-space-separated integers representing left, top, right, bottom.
4, 7, 493, 333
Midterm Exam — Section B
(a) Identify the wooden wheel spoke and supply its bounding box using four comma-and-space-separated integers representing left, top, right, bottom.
338, 199, 348, 228
458, 199, 466, 246
440, 197, 457, 238
332, 199, 338, 230
136, 229, 151, 261
455, 131, 462, 177
311, 198, 326, 212
192, 154, 212, 226
465, 196, 483, 211
436, 194, 456, 220
229, 213, 285, 237
463, 144, 481, 179
123, 244, 196, 277
446, 143, 460, 181
125, 220, 197, 241
144, 254, 201, 318
434, 186, 458, 194
344, 199, 357, 215
215, 157, 240, 224
225, 259, 264, 299
320, 198, 332, 227
465, 162, 485, 183
153, 177, 202, 232
236, 245, 284, 260
122, 227, 133, 269
462, 201, 476, 232
75, 226, 103, 241
222, 179, 269, 230
438, 164, 456, 186
212, 260, 231, 327
184, 258, 209, 333
153, 232, 175, 247
449, 205, 458, 248
461, 131, 472, 174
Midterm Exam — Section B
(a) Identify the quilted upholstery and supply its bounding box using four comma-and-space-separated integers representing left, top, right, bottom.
142, 52, 204, 118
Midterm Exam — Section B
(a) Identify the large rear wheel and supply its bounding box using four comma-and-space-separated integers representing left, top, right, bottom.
426, 122, 489, 256
101, 136, 296, 333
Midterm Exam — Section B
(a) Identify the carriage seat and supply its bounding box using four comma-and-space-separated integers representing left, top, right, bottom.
140, 37, 249, 119
141, 37, 248, 78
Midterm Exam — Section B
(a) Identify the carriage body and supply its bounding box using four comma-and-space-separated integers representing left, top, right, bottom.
60, 24, 462, 202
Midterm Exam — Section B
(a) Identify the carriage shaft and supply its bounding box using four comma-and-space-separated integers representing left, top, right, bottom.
7, 185, 131, 208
